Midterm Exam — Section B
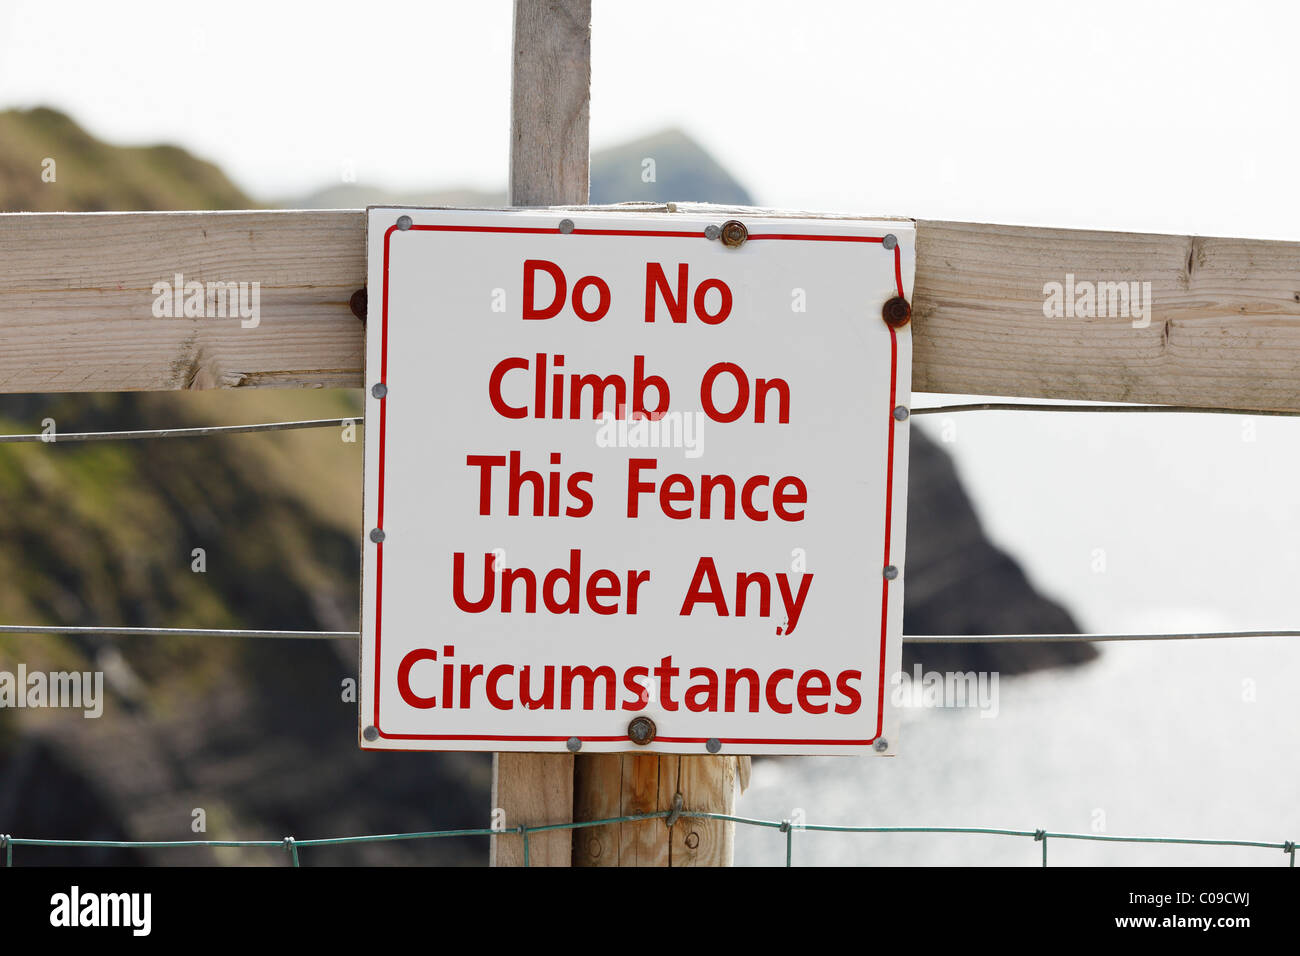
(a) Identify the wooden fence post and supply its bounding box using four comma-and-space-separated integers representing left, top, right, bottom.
573, 755, 746, 867
489, 0, 591, 868
491, 0, 742, 867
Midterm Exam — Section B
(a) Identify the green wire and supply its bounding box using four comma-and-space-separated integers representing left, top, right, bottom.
0, 820, 1295, 866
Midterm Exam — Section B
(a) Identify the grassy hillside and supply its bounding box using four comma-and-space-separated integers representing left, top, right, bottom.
0, 109, 492, 864
0, 107, 253, 212
284, 127, 754, 208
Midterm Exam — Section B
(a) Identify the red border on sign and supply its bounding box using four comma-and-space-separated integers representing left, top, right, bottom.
368, 219, 905, 748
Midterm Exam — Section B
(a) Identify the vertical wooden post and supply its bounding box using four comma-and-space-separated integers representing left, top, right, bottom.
507, 0, 591, 207
492, 0, 741, 867
490, 0, 591, 868
572, 754, 745, 867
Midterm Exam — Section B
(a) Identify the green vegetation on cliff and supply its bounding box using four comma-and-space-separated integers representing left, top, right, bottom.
0, 107, 253, 212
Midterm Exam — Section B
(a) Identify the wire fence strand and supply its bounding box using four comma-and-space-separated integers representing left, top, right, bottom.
1, 401, 1296, 448
2, 383, 1297, 869
0, 625, 358, 639
910, 402, 1300, 417
5, 626, 1300, 642
0, 418, 359, 444
904, 630, 1300, 643
1, 818, 1294, 868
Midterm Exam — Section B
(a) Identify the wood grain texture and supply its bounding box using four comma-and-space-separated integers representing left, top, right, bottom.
490, 0, 592, 868
509, 0, 591, 207
571, 753, 622, 866
489, 752, 574, 867
913, 219, 1300, 411
571, 754, 738, 867
0, 210, 363, 393
670, 756, 737, 867
617, 753, 668, 866
5, 211, 1299, 411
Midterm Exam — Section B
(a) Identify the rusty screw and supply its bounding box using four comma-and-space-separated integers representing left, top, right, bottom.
882, 296, 912, 328
627, 715, 657, 745
720, 220, 748, 248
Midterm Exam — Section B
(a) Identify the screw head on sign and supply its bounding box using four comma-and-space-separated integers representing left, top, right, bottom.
706, 737, 722, 754
363, 726, 379, 742
882, 296, 912, 328
720, 220, 748, 248
566, 736, 582, 753
893, 405, 910, 421
883, 565, 898, 580
882, 233, 898, 251
704, 224, 721, 241
369, 528, 386, 544
371, 383, 388, 399
627, 715, 657, 745
559, 218, 575, 234
874, 738, 888, 753
396, 215, 412, 231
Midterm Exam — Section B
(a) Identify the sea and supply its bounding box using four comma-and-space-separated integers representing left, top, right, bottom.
735, 398, 1300, 865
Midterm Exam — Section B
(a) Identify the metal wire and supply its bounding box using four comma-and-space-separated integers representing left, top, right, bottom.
0, 625, 357, 639
2, 405, 1293, 446
910, 402, 1300, 417
906, 630, 1300, 643
0, 418, 359, 444
0, 398, 1294, 869
4, 626, 1299, 642
2, 815, 1295, 868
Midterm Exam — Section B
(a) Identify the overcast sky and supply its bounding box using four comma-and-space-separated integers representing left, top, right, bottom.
2, 0, 1297, 238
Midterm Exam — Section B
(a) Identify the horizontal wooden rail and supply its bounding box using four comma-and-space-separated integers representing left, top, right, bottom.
3, 210, 1299, 410
914, 220, 1300, 411
0, 210, 364, 392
